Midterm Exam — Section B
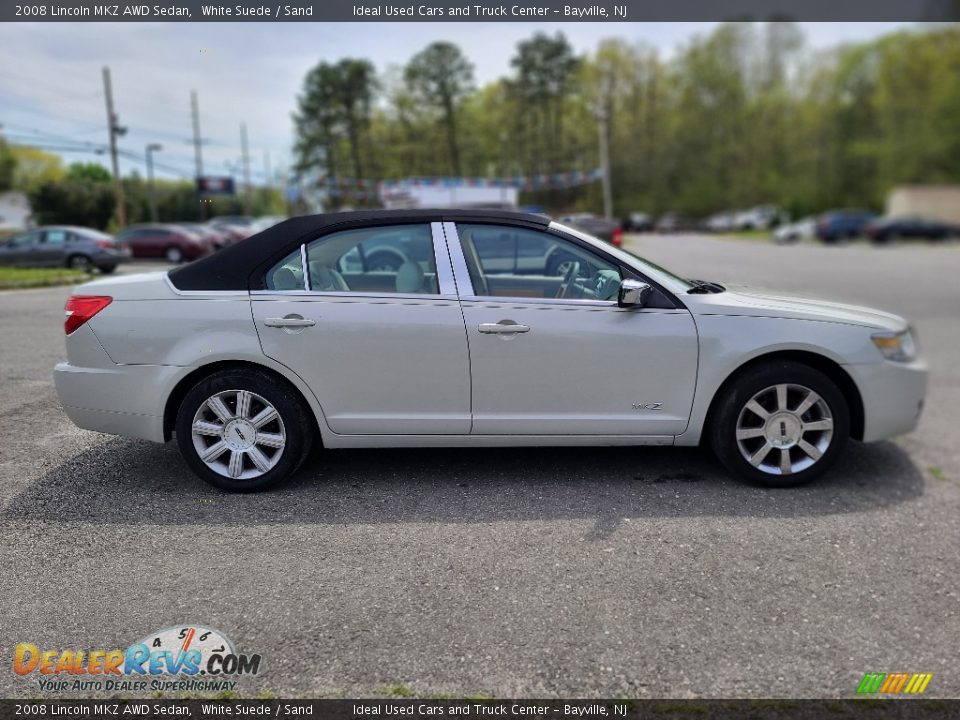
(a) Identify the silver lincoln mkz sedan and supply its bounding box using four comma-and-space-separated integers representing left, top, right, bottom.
54, 210, 927, 492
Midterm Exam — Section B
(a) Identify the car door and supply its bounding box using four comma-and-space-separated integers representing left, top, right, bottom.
447, 221, 699, 437
2, 231, 42, 266
36, 229, 69, 266
251, 221, 471, 436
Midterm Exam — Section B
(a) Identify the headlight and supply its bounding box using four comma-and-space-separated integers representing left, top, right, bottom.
871, 328, 917, 362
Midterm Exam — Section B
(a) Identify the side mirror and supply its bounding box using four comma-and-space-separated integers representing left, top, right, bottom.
618, 279, 652, 308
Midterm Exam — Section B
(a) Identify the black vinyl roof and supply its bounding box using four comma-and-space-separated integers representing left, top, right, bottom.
168, 208, 550, 291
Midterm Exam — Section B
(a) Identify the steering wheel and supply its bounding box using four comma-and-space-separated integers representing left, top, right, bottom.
555, 261, 581, 299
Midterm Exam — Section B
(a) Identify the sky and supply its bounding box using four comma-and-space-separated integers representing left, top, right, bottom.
0, 22, 914, 185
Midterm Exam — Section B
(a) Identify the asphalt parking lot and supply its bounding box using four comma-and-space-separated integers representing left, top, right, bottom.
0, 237, 958, 699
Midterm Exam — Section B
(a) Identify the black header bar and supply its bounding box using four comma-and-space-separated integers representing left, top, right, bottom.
3, 0, 958, 22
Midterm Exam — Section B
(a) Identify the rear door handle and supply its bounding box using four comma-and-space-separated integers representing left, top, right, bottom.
264, 315, 316, 328
478, 321, 530, 335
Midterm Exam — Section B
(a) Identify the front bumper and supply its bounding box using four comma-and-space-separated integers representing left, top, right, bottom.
846, 357, 928, 443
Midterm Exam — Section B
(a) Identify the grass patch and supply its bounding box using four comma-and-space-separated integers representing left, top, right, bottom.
0, 267, 90, 289
928, 466, 946, 481
713, 229, 773, 241
379, 684, 416, 698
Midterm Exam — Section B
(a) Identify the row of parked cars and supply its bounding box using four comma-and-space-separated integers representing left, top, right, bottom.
0, 216, 286, 273
622, 206, 959, 245
774, 210, 960, 244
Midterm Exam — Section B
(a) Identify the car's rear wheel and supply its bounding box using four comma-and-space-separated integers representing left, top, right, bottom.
67, 254, 93, 271
165, 246, 184, 263
175, 369, 314, 492
709, 361, 849, 488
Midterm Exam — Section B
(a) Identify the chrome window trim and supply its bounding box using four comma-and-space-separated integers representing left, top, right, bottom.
459, 296, 618, 308
251, 289, 460, 303
431, 221, 458, 296
283, 222, 446, 300
163, 274, 249, 297
300, 243, 311, 292
444, 220, 633, 308
441, 221, 475, 296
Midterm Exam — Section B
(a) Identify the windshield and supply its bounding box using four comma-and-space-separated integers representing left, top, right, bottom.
551, 221, 695, 292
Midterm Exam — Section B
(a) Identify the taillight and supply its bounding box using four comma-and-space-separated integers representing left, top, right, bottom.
612, 227, 624, 247
64, 295, 112, 335
96, 239, 114, 249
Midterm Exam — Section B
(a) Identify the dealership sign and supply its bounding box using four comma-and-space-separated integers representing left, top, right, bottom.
197, 176, 236, 195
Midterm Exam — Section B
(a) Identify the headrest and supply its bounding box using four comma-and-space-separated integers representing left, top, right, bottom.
395, 261, 425, 294
272, 267, 300, 290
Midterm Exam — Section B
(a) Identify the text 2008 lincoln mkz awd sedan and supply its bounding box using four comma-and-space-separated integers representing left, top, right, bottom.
54, 210, 927, 492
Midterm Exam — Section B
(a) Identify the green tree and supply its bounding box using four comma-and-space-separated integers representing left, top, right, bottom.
294, 58, 378, 207
9, 146, 64, 194
509, 33, 580, 170
404, 41, 475, 176
0, 136, 16, 192
66, 162, 113, 183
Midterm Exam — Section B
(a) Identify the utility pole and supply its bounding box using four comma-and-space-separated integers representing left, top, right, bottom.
594, 105, 613, 220
240, 122, 252, 215
102, 67, 126, 229
190, 90, 205, 220
145, 143, 163, 222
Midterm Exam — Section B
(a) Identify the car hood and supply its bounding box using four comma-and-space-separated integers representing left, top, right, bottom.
688, 284, 907, 331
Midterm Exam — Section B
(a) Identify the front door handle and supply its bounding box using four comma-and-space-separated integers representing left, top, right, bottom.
478, 321, 530, 335
264, 315, 316, 328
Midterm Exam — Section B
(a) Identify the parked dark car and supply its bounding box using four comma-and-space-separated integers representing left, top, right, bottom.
655, 214, 699, 233
557, 214, 623, 247
815, 209, 875, 243
865, 215, 959, 244
209, 215, 254, 228
176, 222, 232, 250
622, 212, 653, 232
115, 224, 213, 263
0, 226, 130, 273
206, 219, 255, 245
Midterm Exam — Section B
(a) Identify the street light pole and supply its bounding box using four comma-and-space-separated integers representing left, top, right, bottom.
145, 143, 163, 222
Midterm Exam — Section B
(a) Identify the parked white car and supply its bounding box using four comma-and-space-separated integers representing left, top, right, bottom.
54, 210, 927, 492
773, 217, 817, 244
736, 205, 785, 231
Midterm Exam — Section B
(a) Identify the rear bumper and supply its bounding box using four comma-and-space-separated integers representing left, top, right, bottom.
847, 358, 928, 442
54, 361, 182, 442
91, 249, 131, 269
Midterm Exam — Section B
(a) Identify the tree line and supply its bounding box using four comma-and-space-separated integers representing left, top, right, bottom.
0, 144, 284, 231
293, 22, 960, 219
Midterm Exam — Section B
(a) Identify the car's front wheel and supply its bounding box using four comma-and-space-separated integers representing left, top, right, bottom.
709, 361, 849, 488
165, 246, 184, 263
175, 369, 315, 492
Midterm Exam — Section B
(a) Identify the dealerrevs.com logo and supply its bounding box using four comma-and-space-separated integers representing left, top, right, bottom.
14, 625, 263, 693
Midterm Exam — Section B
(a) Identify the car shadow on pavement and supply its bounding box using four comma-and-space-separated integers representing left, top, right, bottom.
3, 436, 925, 527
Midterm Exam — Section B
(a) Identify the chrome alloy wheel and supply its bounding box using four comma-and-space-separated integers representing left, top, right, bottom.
735, 383, 834, 476
191, 389, 286, 480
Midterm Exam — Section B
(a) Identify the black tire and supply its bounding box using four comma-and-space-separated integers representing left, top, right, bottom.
708, 361, 850, 488
67, 254, 93, 271
175, 369, 315, 492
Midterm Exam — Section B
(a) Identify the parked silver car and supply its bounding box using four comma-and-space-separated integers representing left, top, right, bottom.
54, 209, 927, 492
0, 226, 130, 273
